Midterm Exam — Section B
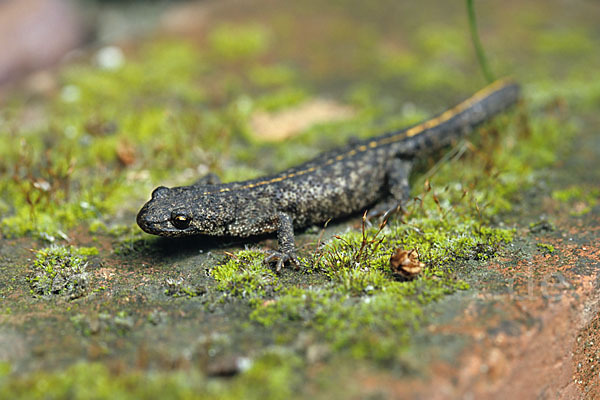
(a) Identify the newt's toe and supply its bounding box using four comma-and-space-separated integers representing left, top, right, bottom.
264, 250, 300, 273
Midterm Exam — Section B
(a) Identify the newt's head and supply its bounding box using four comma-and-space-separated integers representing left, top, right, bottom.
136, 186, 235, 237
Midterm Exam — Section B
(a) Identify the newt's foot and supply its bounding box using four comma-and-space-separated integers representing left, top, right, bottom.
264, 250, 300, 273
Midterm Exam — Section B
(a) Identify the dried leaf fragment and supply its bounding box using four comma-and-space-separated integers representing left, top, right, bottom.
390, 248, 424, 279
116, 139, 136, 166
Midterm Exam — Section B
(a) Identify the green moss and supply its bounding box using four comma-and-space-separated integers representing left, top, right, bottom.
377, 48, 418, 79
164, 278, 205, 298
209, 24, 271, 62
0, 351, 302, 400
249, 64, 297, 88
232, 349, 303, 400
27, 245, 93, 300
331, 267, 389, 296
552, 185, 599, 216
0, 362, 198, 400
536, 243, 555, 253
0, 362, 10, 377
253, 87, 309, 112
534, 29, 595, 56
76, 246, 99, 256
250, 277, 459, 364
552, 186, 585, 203
211, 250, 280, 300
71, 311, 135, 337
416, 25, 469, 58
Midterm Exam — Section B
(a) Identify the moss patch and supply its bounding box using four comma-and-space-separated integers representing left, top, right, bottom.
27, 245, 97, 300
536, 243, 555, 253
552, 185, 599, 216
211, 250, 280, 300
0, 350, 303, 400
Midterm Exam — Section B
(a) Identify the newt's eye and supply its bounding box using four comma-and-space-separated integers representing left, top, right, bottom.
171, 211, 191, 229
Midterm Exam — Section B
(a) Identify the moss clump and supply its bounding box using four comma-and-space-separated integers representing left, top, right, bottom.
536, 243, 555, 253
529, 219, 554, 234
211, 250, 280, 300
163, 278, 206, 298
27, 245, 96, 300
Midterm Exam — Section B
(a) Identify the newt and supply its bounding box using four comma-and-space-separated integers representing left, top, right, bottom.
137, 79, 520, 271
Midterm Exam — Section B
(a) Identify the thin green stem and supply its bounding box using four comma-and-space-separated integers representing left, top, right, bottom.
466, 0, 495, 83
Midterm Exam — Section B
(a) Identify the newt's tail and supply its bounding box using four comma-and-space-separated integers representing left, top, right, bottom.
381, 79, 521, 155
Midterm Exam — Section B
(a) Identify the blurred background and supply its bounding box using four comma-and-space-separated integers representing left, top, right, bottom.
2, 0, 598, 95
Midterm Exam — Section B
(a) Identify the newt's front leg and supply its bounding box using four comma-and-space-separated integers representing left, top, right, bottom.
264, 212, 300, 273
